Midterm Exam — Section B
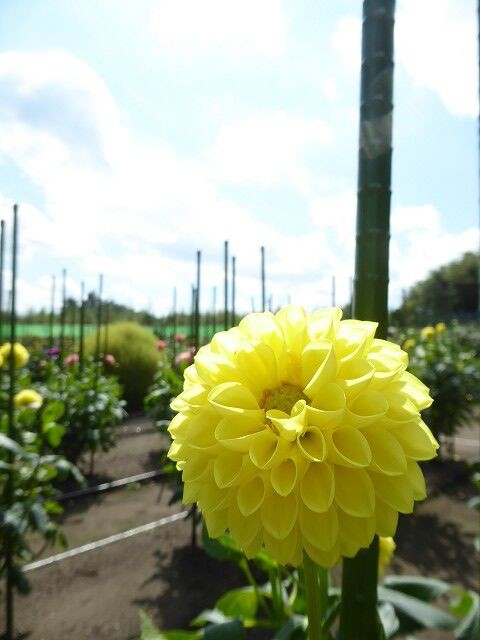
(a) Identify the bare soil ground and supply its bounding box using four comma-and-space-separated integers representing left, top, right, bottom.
1, 417, 478, 640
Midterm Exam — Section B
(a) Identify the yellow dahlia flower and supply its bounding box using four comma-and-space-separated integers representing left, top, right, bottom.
168, 306, 438, 567
402, 338, 415, 350
435, 322, 446, 334
0, 342, 29, 368
378, 536, 396, 576
420, 326, 435, 340
14, 389, 43, 409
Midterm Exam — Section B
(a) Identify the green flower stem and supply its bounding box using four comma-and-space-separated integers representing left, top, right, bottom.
239, 558, 271, 618
303, 554, 328, 640
339, 537, 385, 640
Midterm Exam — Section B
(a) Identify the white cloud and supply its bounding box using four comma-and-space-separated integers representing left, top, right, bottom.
332, 1, 478, 118
206, 111, 332, 191
151, 0, 287, 59
396, 0, 478, 118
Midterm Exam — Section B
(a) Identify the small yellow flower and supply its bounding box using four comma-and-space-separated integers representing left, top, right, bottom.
378, 536, 396, 575
435, 322, 446, 334
169, 306, 437, 567
0, 342, 29, 368
402, 338, 416, 350
14, 389, 42, 409
420, 326, 435, 340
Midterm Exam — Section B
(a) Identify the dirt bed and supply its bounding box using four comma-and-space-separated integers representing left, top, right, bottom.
1, 418, 478, 640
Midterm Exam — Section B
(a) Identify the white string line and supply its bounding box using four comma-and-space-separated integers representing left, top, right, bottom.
24, 510, 188, 572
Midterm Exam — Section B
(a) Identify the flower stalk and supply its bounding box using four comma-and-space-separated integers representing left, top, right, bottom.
303, 554, 328, 640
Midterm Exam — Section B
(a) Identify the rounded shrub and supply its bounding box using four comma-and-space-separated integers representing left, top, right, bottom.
85, 322, 160, 409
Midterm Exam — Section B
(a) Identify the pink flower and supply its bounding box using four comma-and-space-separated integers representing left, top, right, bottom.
104, 354, 116, 366
64, 353, 79, 366
174, 332, 186, 343
156, 339, 168, 351
175, 349, 194, 367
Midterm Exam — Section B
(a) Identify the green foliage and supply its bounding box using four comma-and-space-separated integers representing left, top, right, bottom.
393, 251, 479, 325
85, 321, 160, 409
399, 323, 480, 439
0, 399, 83, 596
38, 359, 126, 464
144, 362, 184, 424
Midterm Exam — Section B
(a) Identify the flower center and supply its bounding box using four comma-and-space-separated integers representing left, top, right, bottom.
262, 383, 307, 415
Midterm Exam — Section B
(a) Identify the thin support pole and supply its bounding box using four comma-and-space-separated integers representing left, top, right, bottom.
261, 246, 266, 312
48, 275, 56, 349
212, 286, 217, 337
224, 240, 229, 330
59, 268, 67, 364
331, 275, 336, 307
172, 287, 177, 358
231, 255, 236, 325
5, 205, 18, 640
0, 219, 5, 343
79, 282, 85, 372
95, 274, 103, 361
104, 303, 110, 355
194, 251, 201, 352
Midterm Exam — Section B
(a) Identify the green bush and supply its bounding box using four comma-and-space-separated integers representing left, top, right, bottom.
85, 322, 160, 409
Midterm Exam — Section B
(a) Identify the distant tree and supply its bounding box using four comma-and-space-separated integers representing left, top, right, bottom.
393, 252, 479, 325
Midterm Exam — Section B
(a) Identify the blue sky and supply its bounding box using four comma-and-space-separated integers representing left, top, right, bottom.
0, 0, 477, 316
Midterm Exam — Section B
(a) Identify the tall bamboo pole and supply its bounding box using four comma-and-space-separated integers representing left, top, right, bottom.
48, 275, 56, 349
95, 274, 103, 362
5, 205, 18, 640
0, 219, 5, 342
79, 282, 85, 372
224, 240, 229, 329
338, 2, 395, 639
59, 268, 67, 365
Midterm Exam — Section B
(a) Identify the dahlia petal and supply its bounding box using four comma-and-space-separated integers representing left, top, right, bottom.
250, 430, 293, 469
390, 420, 439, 460
228, 504, 261, 547
215, 415, 264, 451
326, 426, 372, 468
238, 311, 283, 345
336, 358, 375, 399
363, 427, 407, 476
271, 458, 298, 496
180, 384, 210, 407
261, 489, 298, 539
303, 538, 340, 568
235, 343, 278, 391
300, 504, 338, 550
388, 371, 433, 410
345, 390, 388, 427
334, 467, 375, 517
208, 382, 263, 420
300, 462, 335, 512
370, 339, 408, 365
263, 528, 298, 565
195, 349, 250, 388
203, 507, 228, 538
182, 455, 211, 483
301, 340, 334, 388
374, 496, 399, 537
337, 509, 375, 552
167, 440, 185, 462
383, 391, 421, 424
211, 330, 245, 360
168, 412, 191, 440
405, 459, 427, 500
267, 409, 304, 442
308, 307, 342, 342
303, 345, 337, 399
367, 352, 405, 391
370, 472, 414, 514
237, 476, 265, 516
275, 305, 308, 353
297, 427, 327, 462
243, 530, 263, 558
308, 382, 346, 428
214, 452, 244, 488
183, 364, 203, 386
200, 481, 232, 513
334, 326, 368, 362
186, 410, 220, 450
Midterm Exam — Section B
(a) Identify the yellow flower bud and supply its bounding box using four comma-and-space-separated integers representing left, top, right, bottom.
402, 338, 416, 350
14, 389, 43, 409
168, 306, 437, 567
420, 326, 435, 340
0, 342, 30, 368
378, 536, 396, 575
435, 322, 446, 334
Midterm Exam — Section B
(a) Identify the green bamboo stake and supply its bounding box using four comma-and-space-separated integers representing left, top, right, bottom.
48, 275, 56, 349
338, 1, 395, 639
0, 219, 5, 343
231, 255, 236, 325
260, 246, 266, 312
79, 282, 85, 372
224, 240, 229, 329
5, 206, 18, 640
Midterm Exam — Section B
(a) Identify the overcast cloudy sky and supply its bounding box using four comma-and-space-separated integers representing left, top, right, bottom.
0, 0, 477, 316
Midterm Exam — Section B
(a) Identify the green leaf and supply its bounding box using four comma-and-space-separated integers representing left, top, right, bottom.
215, 587, 257, 620
203, 620, 245, 640
191, 610, 230, 628
44, 423, 65, 448
201, 527, 244, 564
455, 592, 480, 640
466, 496, 480, 510
378, 602, 400, 639
378, 585, 457, 631
272, 615, 308, 639
11, 565, 31, 595
0, 433, 25, 456
41, 400, 65, 424
30, 503, 49, 534
138, 611, 201, 640
383, 575, 451, 602
253, 547, 280, 572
